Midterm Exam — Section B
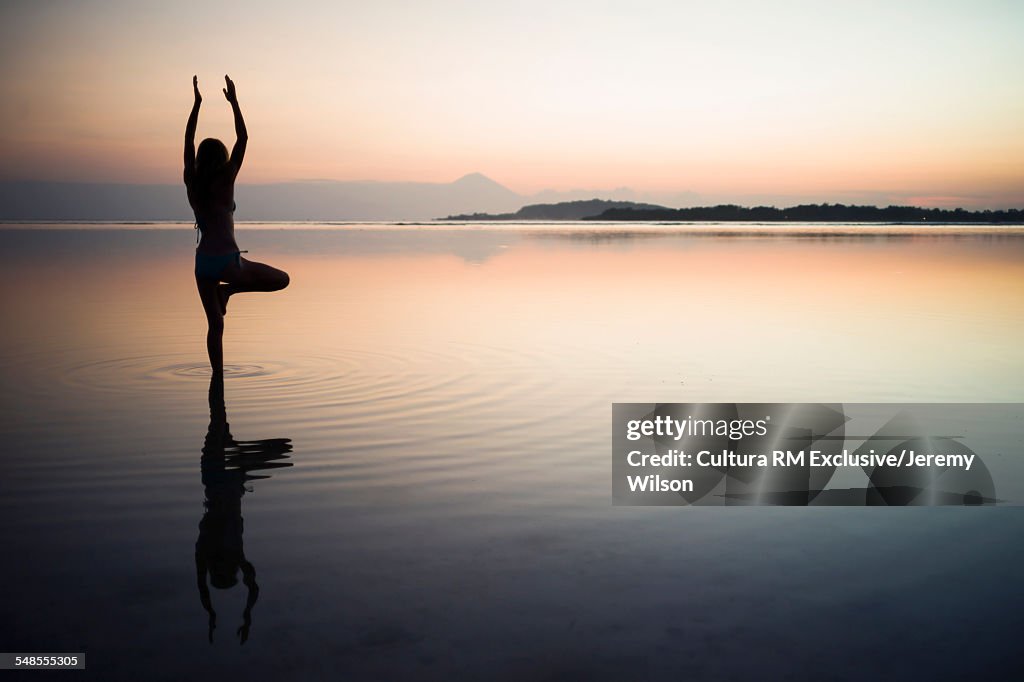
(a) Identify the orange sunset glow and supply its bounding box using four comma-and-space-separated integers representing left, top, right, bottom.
1, 1, 1022, 208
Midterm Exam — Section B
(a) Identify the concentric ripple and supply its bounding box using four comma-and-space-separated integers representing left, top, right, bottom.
61, 355, 292, 390
163, 362, 272, 379
15, 339, 611, 455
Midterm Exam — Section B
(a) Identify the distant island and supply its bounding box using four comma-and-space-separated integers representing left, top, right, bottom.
589, 203, 1024, 223
441, 199, 664, 221
442, 199, 1024, 223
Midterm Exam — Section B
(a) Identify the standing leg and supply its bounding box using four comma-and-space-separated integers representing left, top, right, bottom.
197, 277, 225, 373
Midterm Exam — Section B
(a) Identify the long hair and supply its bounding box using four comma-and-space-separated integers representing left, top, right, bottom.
194, 138, 229, 200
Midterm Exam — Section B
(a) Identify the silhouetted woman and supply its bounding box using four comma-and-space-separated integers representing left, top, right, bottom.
185, 75, 289, 373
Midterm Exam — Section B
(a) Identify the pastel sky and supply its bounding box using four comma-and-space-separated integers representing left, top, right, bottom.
1, 0, 1022, 207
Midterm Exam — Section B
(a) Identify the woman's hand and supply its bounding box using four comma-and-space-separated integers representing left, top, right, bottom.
193, 75, 202, 104
223, 75, 238, 104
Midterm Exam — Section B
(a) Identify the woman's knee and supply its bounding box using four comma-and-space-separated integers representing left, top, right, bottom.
275, 270, 290, 291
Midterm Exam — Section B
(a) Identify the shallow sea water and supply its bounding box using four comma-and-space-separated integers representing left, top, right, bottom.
0, 224, 1022, 680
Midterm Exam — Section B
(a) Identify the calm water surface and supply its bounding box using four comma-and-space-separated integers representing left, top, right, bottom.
0, 224, 1022, 680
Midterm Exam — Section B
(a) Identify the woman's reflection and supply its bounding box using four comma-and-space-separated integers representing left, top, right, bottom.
196, 373, 293, 644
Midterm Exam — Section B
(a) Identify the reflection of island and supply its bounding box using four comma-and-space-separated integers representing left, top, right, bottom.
196, 373, 293, 644
444, 199, 1024, 223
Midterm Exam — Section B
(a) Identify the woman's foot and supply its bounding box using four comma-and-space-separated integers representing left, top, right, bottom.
217, 284, 231, 316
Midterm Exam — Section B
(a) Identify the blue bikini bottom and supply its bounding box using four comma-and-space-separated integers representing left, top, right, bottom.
195, 250, 245, 280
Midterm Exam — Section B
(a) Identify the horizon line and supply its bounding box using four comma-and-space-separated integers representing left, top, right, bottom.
0, 176, 1020, 211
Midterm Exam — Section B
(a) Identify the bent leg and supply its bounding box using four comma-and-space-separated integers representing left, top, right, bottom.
221, 257, 290, 295
196, 277, 225, 373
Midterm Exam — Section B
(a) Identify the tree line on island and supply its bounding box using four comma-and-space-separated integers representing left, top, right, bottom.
442, 200, 1024, 223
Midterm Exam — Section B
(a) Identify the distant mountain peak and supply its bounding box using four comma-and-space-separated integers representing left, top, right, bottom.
452, 172, 503, 187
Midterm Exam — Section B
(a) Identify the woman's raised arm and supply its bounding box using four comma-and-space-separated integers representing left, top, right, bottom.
184, 75, 201, 184
223, 75, 247, 175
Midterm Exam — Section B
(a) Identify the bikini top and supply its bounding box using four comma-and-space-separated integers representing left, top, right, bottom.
194, 201, 237, 243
